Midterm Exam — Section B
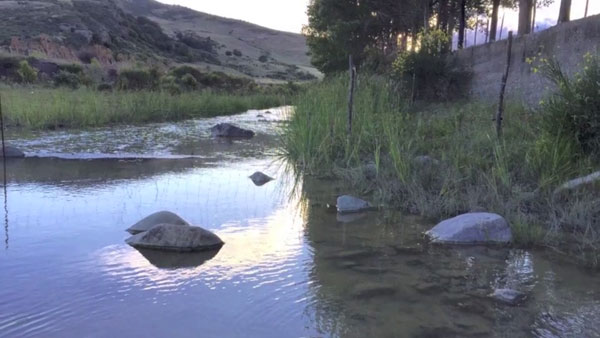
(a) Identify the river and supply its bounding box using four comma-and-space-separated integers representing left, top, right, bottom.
0, 107, 599, 337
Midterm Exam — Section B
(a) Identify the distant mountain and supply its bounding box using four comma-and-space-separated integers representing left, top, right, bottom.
0, 0, 319, 82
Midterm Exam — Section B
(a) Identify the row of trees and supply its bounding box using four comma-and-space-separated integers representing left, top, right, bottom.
305, 0, 587, 73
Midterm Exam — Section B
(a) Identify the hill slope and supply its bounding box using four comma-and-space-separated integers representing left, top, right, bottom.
0, 0, 319, 82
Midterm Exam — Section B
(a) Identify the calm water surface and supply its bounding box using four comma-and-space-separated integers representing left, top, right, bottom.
1, 108, 599, 337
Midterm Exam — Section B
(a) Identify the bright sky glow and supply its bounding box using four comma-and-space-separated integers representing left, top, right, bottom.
156, 0, 599, 34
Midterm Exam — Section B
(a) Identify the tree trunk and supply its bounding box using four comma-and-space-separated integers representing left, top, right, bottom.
438, 0, 449, 32
458, 0, 466, 49
558, 0, 572, 23
531, 0, 537, 32
585, 0, 590, 17
489, 0, 500, 42
518, 0, 532, 35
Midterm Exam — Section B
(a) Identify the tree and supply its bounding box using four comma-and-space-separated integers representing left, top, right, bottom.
518, 0, 533, 35
558, 0, 572, 23
489, 0, 501, 41
458, 0, 467, 48
304, 0, 375, 73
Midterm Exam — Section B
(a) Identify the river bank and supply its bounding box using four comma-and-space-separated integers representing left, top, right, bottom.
0, 87, 286, 130
282, 74, 600, 268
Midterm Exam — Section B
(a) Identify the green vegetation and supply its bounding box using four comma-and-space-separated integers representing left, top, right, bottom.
2, 88, 285, 129
17, 61, 38, 84
282, 60, 600, 266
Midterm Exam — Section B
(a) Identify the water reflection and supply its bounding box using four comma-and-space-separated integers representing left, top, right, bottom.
135, 248, 221, 269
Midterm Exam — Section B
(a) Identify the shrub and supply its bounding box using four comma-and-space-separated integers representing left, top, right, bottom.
540, 53, 600, 156
233, 49, 242, 57
160, 75, 181, 95
392, 28, 469, 101
97, 83, 113, 91
54, 70, 81, 89
17, 60, 38, 83
116, 69, 159, 91
258, 55, 268, 63
225, 51, 233, 56
180, 73, 198, 90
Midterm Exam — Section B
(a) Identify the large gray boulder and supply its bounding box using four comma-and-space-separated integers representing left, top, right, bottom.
210, 123, 255, 138
554, 171, 600, 195
126, 211, 190, 235
126, 224, 224, 252
336, 195, 372, 214
425, 212, 512, 245
1, 146, 25, 158
249, 171, 274, 186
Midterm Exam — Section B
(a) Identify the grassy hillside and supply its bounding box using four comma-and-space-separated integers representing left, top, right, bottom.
0, 0, 319, 82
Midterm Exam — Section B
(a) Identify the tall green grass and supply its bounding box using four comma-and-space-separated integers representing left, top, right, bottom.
282, 73, 599, 266
1, 88, 285, 129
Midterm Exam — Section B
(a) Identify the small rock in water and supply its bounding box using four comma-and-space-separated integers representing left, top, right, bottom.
425, 212, 512, 245
126, 211, 190, 235
256, 114, 265, 118
489, 288, 527, 305
210, 123, 255, 138
351, 282, 396, 298
126, 224, 224, 252
264, 111, 272, 114
413, 282, 446, 294
0, 145, 25, 158
330, 249, 374, 260
249, 171, 274, 186
336, 195, 372, 214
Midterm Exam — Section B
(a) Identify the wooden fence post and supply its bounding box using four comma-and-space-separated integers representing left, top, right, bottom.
347, 55, 356, 137
496, 31, 513, 138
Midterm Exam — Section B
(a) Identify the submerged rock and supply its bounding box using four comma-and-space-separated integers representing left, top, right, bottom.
126, 224, 224, 252
336, 195, 372, 214
210, 123, 255, 138
0, 146, 25, 158
489, 288, 527, 305
554, 171, 600, 195
351, 282, 396, 298
126, 211, 190, 235
249, 171, 274, 186
425, 212, 512, 245
336, 212, 367, 223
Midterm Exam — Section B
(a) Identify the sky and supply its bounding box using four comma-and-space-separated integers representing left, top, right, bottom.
156, 0, 599, 34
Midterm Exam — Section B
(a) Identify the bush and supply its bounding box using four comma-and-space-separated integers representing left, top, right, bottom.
258, 55, 268, 63
392, 28, 469, 101
159, 75, 181, 95
17, 60, 38, 83
97, 83, 113, 91
54, 70, 81, 89
116, 69, 160, 91
225, 51, 233, 56
540, 53, 600, 156
233, 49, 242, 57
180, 73, 198, 90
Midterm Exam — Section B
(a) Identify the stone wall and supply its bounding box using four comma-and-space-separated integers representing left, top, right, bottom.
454, 14, 600, 106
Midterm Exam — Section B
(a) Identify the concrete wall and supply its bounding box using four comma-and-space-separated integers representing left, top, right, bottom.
454, 14, 600, 106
